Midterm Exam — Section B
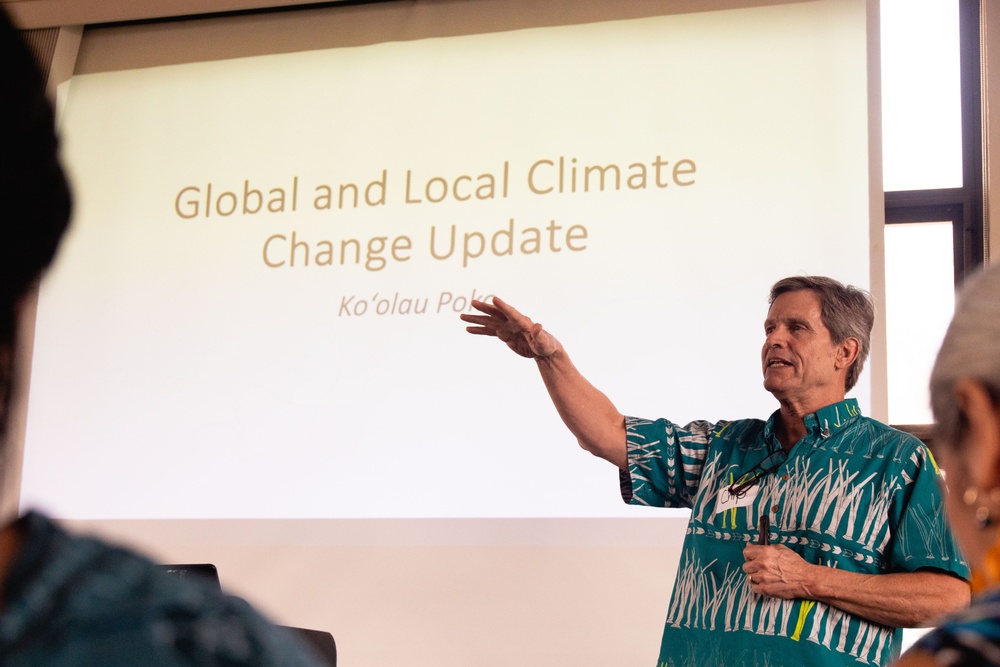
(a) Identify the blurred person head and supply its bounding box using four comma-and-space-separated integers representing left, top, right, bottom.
930, 263, 1000, 592
0, 8, 72, 436
0, 16, 328, 667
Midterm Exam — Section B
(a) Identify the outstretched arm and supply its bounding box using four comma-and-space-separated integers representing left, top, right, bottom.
461, 297, 627, 469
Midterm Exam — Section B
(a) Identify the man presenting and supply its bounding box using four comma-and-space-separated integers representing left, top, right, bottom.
462, 276, 970, 667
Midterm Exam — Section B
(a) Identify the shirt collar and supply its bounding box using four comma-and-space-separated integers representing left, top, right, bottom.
763, 398, 862, 443
810, 398, 862, 438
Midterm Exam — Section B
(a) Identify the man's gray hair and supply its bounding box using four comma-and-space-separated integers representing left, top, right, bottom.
930, 263, 1000, 448
769, 276, 875, 392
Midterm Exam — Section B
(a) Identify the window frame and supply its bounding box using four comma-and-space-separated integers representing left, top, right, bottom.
885, 0, 984, 440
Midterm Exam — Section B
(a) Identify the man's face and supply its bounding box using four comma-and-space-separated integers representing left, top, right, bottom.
761, 290, 847, 407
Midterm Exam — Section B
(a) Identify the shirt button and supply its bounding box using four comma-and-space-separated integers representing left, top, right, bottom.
781, 473, 790, 481
771, 505, 779, 514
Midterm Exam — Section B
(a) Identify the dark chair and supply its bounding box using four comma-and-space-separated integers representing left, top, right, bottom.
280, 626, 337, 667
158, 564, 336, 666
158, 563, 222, 589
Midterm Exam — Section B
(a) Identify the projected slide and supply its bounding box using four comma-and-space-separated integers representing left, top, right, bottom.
21, 0, 873, 519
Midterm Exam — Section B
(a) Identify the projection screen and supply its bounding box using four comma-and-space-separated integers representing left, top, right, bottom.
21, 0, 876, 522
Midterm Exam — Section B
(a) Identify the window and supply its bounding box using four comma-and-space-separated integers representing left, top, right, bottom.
881, 0, 983, 427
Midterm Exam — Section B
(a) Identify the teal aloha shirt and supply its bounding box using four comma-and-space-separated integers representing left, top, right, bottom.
621, 399, 970, 667
0, 512, 325, 667
908, 586, 1000, 665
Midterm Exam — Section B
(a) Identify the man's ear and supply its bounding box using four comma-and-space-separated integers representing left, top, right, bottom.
835, 337, 861, 371
954, 378, 1000, 491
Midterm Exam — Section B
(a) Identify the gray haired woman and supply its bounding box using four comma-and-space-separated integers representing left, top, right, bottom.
896, 263, 1000, 666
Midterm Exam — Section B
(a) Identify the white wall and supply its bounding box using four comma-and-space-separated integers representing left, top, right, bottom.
64, 517, 685, 666
986, 0, 1000, 262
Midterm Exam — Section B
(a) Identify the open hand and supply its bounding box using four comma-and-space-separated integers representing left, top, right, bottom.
460, 297, 559, 359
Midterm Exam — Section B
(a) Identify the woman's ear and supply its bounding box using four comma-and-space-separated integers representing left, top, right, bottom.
954, 378, 1000, 490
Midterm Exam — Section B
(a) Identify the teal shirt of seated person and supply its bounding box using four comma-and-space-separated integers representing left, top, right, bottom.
0, 512, 324, 667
